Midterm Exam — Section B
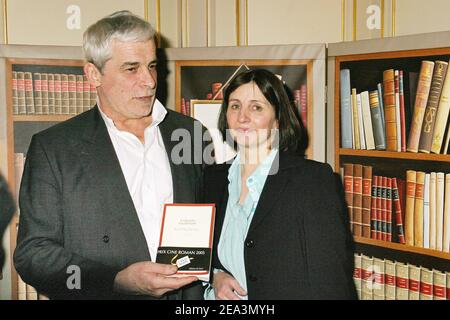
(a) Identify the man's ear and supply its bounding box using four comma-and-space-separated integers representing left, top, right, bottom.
84, 63, 102, 87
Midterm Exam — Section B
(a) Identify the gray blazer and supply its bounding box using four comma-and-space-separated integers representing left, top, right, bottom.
0, 174, 15, 269
14, 106, 209, 299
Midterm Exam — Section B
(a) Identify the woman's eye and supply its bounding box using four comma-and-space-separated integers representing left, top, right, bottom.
252, 105, 262, 111
229, 104, 240, 110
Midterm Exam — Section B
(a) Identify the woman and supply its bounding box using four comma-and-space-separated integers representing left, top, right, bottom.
203, 69, 356, 300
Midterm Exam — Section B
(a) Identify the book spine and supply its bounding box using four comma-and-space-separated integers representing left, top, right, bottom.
362, 165, 372, 238
394, 70, 402, 151
419, 61, 449, 153
300, 84, 307, 129
384, 259, 396, 300
352, 88, 361, 149
357, 93, 366, 150
423, 173, 431, 249
405, 170, 417, 246
343, 164, 355, 234
420, 267, 434, 300
383, 69, 398, 151
353, 254, 362, 299
395, 262, 409, 300
407, 61, 435, 152
68, 74, 77, 114
47, 73, 55, 114
377, 83, 386, 135
17, 72, 26, 114
61, 74, 69, 114
24, 72, 35, 114
369, 90, 387, 150
371, 176, 378, 239
41, 73, 49, 114
399, 70, 407, 152
433, 269, 447, 300
430, 172, 437, 249
408, 264, 421, 300
76, 75, 84, 114
444, 173, 450, 253
361, 255, 373, 300
373, 258, 385, 300
381, 176, 387, 241
12, 71, 18, 115
54, 74, 62, 114
431, 59, 450, 153
353, 164, 363, 237
386, 177, 393, 242
361, 91, 375, 150
392, 178, 406, 244
413, 171, 426, 247
436, 172, 445, 251
33, 73, 42, 114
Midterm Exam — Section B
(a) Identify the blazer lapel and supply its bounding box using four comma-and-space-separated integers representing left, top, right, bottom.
247, 153, 293, 234
76, 107, 150, 259
159, 113, 195, 203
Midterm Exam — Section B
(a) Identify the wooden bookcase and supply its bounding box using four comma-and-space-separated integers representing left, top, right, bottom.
5, 57, 86, 300
165, 44, 327, 163
175, 59, 314, 159
329, 35, 450, 288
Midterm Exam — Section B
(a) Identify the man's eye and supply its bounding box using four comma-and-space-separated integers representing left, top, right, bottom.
149, 64, 157, 70
126, 67, 137, 72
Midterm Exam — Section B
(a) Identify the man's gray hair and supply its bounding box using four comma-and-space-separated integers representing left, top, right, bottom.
83, 10, 156, 72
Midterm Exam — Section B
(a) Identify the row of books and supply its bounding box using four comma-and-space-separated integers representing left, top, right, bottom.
354, 253, 449, 300
17, 263, 48, 300
404, 170, 450, 250
342, 164, 450, 252
340, 60, 450, 154
12, 71, 97, 115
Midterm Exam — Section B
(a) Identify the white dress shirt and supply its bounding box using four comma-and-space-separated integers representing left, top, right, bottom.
98, 99, 173, 261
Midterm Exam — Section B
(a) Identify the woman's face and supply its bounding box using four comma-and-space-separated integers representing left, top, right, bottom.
226, 81, 278, 151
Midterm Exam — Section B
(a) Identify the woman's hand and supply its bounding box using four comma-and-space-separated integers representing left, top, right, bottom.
213, 271, 247, 300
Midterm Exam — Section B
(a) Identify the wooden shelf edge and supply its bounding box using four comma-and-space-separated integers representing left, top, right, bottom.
13, 115, 76, 122
354, 236, 450, 260
339, 149, 450, 162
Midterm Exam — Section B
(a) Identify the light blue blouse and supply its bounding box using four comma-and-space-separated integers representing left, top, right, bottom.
204, 149, 278, 300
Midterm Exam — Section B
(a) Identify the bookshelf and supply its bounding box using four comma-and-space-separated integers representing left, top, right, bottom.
175, 59, 313, 158
165, 44, 327, 162
1, 46, 88, 300
329, 33, 450, 299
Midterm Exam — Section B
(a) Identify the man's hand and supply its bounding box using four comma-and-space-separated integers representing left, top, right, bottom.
213, 271, 247, 300
113, 261, 198, 297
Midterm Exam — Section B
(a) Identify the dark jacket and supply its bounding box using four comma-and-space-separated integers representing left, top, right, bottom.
0, 174, 15, 269
203, 151, 357, 300
14, 106, 209, 299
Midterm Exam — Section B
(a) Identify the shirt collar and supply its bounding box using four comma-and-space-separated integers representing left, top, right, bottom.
97, 98, 167, 132
228, 148, 279, 203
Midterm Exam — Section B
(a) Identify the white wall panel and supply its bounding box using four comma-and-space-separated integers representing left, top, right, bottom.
247, 0, 342, 45
6, 0, 145, 46
395, 0, 450, 36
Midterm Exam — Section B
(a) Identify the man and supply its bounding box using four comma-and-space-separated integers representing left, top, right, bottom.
0, 173, 15, 270
14, 11, 212, 299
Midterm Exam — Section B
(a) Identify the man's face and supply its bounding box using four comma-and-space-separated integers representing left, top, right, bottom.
96, 39, 157, 121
